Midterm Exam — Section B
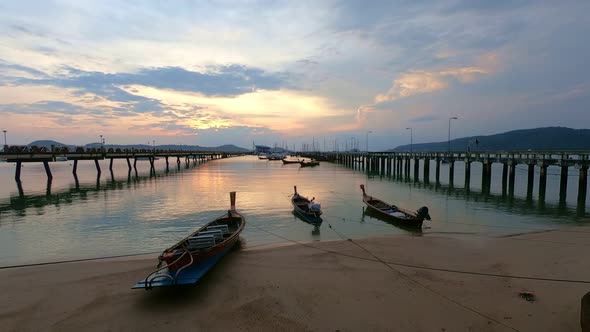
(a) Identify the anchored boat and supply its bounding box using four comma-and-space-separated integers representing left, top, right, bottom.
291, 186, 322, 223
300, 160, 320, 167
133, 192, 245, 289
360, 184, 430, 229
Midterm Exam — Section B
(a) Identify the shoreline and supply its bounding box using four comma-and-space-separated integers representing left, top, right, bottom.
2, 227, 589, 331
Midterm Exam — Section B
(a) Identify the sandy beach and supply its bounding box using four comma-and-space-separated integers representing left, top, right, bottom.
2, 227, 590, 332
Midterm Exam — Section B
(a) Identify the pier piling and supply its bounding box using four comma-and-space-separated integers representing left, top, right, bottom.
539, 164, 548, 201
579, 166, 588, 204
15, 161, 22, 181
559, 165, 568, 202
94, 159, 101, 176
43, 161, 53, 180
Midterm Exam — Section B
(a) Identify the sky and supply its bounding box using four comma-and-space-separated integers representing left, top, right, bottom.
0, 0, 589, 151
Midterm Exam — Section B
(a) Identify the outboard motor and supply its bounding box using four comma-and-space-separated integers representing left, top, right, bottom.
416, 206, 431, 220
310, 203, 321, 213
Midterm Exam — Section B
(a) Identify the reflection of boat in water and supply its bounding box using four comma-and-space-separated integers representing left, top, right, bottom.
291, 186, 322, 224
133, 192, 245, 289
360, 184, 430, 229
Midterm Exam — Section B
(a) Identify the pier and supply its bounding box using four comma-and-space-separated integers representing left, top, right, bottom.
0, 147, 244, 182
304, 151, 590, 204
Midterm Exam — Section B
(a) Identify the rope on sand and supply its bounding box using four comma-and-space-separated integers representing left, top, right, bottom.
320, 216, 521, 332
250, 219, 522, 332
0, 251, 159, 270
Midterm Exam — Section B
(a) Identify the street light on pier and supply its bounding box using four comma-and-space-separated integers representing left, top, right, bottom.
448, 117, 458, 154
99, 134, 103, 151
366, 131, 372, 152
405, 127, 413, 153
2, 130, 7, 150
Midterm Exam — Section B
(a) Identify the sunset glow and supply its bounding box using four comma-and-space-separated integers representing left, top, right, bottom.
0, 1, 589, 149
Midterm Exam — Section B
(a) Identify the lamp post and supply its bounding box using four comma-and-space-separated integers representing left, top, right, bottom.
99, 134, 103, 151
448, 117, 458, 154
2, 130, 6, 146
405, 127, 413, 153
366, 131, 372, 152
153, 140, 156, 152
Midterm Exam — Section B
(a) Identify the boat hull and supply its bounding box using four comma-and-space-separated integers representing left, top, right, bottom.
163, 233, 241, 272
364, 203, 423, 229
291, 194, 322, 224
300, 161, 319, 167
360, 185, 426, 229
132, 243, 236, 289
135, 201, 245, 289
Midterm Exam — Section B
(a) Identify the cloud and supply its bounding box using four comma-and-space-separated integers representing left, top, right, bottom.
16, 64, 290, 99
375, 67, 487, 103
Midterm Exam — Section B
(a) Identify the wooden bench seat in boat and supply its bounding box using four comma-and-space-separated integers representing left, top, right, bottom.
196, 230, 224, 241
187, 235, 215, 250
207, 224, 229, 235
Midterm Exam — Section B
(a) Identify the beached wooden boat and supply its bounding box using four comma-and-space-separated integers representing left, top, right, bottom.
291, 186, 322, 223
133, 192, 245, 289
282, 158, 300, 164
300, 160, 320, 167
360, 185, 430, 228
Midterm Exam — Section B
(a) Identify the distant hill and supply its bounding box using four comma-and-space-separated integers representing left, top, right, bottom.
27, 140, 250, 153
389, 127, 590, 152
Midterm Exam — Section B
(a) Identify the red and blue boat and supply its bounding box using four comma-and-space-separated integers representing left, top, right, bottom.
133, 192, 245, 289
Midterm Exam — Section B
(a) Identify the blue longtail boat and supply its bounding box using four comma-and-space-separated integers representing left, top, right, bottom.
133, 192, 245, 289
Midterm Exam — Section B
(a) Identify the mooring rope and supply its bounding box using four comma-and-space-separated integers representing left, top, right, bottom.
248, 219, 521, 331
321, 215, 522, 332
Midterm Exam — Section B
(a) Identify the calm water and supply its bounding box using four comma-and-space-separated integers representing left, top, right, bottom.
0, 155, 588, 267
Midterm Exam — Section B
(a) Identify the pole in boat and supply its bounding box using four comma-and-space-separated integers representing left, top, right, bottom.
230, 191, 236, 211
294, 185, 298, 195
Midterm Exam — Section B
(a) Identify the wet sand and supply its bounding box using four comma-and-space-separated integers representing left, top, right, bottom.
1, 227, 589, 331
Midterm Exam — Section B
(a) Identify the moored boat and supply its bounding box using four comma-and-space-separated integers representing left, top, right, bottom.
300, 160, 320, 167
282, 158, 300, 164
268, 153, 284, 160
291, 186, 322, 223
133, 192, 245, 289
360, 185, 430, 228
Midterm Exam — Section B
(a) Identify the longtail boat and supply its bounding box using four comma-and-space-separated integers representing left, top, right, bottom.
300, 160, 320, 167
360, 184, 430, 229
291, 186, 322, 223
282, 158, 301, 164
133, 192, 245, 289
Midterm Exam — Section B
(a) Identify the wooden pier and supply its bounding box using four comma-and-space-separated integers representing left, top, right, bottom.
303, 151, 590, 204
0, 148, 244, 182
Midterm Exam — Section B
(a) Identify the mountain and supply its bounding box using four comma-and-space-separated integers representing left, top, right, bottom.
389, 127, 590, 152
27, 141, 250, 153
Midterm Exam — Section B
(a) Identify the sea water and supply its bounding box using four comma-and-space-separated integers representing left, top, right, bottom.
0, 155, 588, 266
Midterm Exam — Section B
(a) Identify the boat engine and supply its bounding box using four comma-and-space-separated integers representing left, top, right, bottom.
310, 203, 321, 212
416, 206, 431, 220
